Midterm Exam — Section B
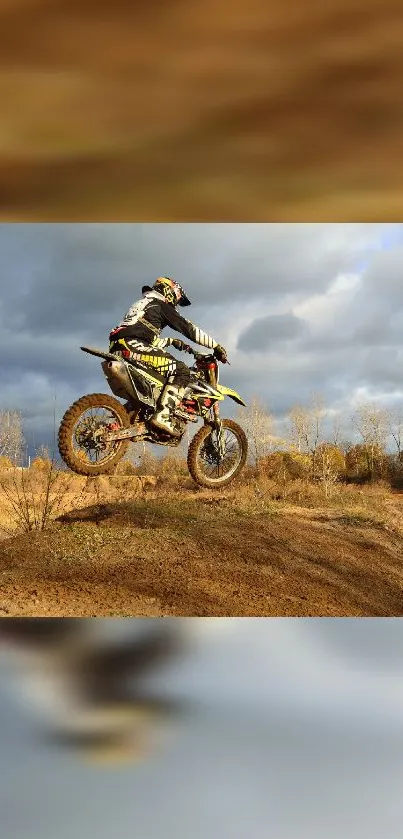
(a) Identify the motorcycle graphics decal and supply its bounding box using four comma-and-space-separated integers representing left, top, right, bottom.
216, 385, 247, 406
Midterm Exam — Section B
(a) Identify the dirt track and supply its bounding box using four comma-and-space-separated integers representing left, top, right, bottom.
1, 0, 403, 219
1, 490, 403, 617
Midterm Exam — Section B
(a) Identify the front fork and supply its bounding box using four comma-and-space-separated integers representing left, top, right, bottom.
212, 404, 225, 457
208, 368, 225, 458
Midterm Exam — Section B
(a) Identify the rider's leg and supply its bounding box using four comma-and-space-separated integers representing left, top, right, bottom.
109, 340, 191, 435
151, 361, 192, 435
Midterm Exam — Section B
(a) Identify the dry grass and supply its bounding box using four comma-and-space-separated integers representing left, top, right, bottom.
1, 458, 401, 538
0, 465, 160, 539
231, 472, 399, 518
1, 471, 403, 617
0, 465, 82, 537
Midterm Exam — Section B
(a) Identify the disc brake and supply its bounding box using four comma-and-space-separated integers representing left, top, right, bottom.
75, 419, 106, 452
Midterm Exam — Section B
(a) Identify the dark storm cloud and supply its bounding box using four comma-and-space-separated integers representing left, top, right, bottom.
1, 222, 403, 446
281, 247, 403, 398
226, 352, 353, 417
138, 223, 388, 305
11, 224, 144, 335
237, 312, 306, 351
1, 223, 387, 337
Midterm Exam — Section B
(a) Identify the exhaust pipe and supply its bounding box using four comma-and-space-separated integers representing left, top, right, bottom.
101, 360, 136, 400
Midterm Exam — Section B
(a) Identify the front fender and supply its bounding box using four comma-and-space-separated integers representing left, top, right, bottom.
217, 384, 247, 407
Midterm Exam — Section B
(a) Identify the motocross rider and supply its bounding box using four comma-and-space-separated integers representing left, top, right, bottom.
109, 277, 227, 435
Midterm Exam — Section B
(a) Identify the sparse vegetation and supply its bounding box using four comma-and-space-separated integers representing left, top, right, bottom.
1, 395, 403, 617
1, 471, 403, 617
2, 394, 403, 540
0, 450, 76, 536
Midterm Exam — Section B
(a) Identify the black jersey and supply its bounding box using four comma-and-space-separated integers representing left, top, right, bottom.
110, 291, 218, 350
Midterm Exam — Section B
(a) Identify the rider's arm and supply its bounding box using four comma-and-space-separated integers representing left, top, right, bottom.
162, 303, 218, 349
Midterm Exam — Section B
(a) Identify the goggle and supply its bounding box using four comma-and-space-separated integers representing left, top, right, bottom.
171, 282, 183, 302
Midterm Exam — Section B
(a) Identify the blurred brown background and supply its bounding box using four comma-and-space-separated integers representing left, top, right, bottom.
1, 0, 402, 220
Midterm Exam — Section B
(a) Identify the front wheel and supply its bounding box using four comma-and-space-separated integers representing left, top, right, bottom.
187, 419, 248, 488
58, 393, 131, 475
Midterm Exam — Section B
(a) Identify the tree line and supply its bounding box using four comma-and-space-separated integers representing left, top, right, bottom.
2, 398, 403, 492
236, 394, 403, 492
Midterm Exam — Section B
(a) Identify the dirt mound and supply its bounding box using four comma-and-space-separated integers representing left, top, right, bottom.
1, 490, 403, 616
81, 475, 143, 500
82, 475, 158, 493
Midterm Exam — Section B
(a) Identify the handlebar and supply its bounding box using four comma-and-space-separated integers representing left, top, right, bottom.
182, 345, 230, 365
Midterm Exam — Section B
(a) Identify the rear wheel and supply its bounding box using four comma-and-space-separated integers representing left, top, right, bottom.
58, 393, 131, 475
187, 419, 248, 488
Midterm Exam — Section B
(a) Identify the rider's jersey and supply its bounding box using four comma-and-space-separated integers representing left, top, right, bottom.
109, 291, 218, 350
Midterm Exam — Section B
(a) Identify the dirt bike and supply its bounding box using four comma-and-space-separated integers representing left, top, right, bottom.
58, 345, 248, 488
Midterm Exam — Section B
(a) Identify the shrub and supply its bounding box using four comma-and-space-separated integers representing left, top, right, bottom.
345, 443, 386, 483
261, 450, 311, 482
30, 456, 52, 471
115, 459, 138, 476
0, 455, 13, 471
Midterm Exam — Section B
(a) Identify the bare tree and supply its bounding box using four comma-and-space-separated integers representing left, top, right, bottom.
351, 402, 389, 480
315, 442, 345, 498
0, 410, 24, 465
237, 396, 275, 466
329, 412, 343, 447
310, 393, 325, 472
352, 402, 389, 445
288, 393, 326, 474
288, 404, 310, 454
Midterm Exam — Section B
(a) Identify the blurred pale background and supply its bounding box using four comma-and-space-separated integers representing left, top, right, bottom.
0, 618, 403, 838
1, 1, 403, 219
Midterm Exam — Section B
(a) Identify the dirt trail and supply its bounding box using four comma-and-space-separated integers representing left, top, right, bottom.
1, 490, 403, 616
1, 0, 403, 219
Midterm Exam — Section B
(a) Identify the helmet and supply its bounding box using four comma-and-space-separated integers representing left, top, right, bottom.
142, 277, 191, 307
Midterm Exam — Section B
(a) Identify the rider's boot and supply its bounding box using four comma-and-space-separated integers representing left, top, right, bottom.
150, 383, 190, 436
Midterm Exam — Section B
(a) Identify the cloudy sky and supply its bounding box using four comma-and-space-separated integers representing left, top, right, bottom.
1, 222, 403, 452
1, 618, 403, 839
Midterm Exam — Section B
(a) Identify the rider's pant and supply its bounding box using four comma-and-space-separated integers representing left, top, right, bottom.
109, 338, 191, 388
